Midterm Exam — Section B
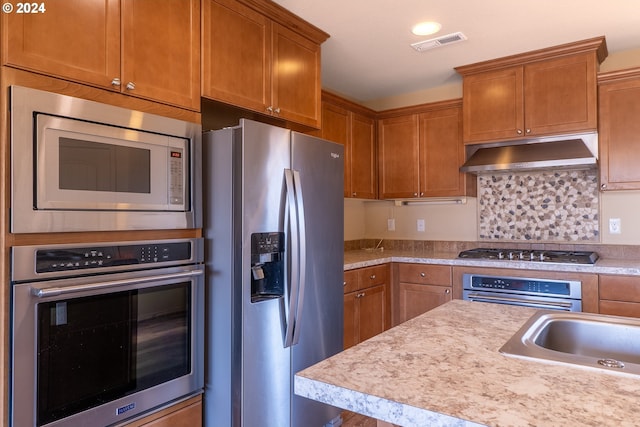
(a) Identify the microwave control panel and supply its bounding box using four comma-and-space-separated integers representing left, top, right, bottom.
35, 242, 192, 273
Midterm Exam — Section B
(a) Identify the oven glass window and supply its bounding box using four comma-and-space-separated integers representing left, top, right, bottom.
36, 283, 191, 426
58, 137, 151, 193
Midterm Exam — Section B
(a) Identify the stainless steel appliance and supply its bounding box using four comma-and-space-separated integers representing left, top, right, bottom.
462, 274, 582, 311
10, 85, 201, 233
203, 119, 344, 427
458, 247, 598, 264
10, 238, 204, 427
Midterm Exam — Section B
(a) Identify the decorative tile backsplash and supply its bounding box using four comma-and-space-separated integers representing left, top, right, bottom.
477, 170, 599, 242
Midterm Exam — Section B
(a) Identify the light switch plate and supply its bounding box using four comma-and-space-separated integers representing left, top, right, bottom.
417, 219, 425, 232
387, 218, 395, 231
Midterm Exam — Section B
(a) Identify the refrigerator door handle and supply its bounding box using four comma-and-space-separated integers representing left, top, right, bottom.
284, 169, 300, 348
291, 169, 307, 346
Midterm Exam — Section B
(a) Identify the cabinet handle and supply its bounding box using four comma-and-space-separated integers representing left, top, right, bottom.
420, 272, 426, 277
111, 78, 121, 87
125, 81, 136, 91
370, 274, 376, 280
445, 289, 451, 294
516, 129, 523, 135
356, 292, 365, 298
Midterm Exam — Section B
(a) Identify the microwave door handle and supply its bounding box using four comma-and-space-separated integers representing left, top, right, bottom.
283, 169, 299, 348
290, 170, 306, 346
31, 270, 203, 298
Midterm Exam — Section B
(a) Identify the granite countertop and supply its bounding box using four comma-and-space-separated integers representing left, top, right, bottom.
295, 300, 640, 427
344, 249, 640, 276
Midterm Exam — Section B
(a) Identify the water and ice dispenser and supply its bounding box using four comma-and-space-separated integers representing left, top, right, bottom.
250, 232, 284, 302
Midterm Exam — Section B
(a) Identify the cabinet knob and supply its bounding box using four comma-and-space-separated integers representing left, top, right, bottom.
111, 78, 121, 87
357, 292, 365, 298
413, 193, 418, 197
420, 192, 424, 197
370, 274, 376, 280
274, 107, 281, 114
125, 81, 136, 91
352, 192, 357, 197
266, 106, 274, 113
343, 281, 347, 286
420, 272, 426, 277
516, 129, 523, 135
526, 128, 531, 134
445, 289, 451, 294
601, 183, 607, 190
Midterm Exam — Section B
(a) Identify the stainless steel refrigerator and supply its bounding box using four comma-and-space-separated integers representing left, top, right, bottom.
203, 119, 344, 427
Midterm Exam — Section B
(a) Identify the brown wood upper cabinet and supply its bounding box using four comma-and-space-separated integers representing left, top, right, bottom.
455, 37, 607, 144
378, 101, 475, 199
202, 0, 328, 129
2, 0, 201, 111
319, 93, 377, 199
598, 68, 640, 191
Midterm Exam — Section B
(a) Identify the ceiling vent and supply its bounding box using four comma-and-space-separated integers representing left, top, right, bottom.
411, 32, 467, 52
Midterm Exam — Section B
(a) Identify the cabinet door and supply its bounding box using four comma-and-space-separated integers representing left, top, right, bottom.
378, 115, 419, 198
122, 0, 200, 110
343, 291, 358, 349
271, 23, 321, 128
350, 113, 377, 199
462, 67, 524, 143
202, 0, 271, 112
321, 102, 351, 197
2, 0, 120, 89
398, 283, 452, 324
524, 53, 597, 136
358, 284, 387, 343
599, 76, 640, 190
419, 107, 465, 197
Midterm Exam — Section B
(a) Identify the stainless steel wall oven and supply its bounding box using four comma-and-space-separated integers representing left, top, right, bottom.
10, 238, 204, 427
10, 85, 202, 233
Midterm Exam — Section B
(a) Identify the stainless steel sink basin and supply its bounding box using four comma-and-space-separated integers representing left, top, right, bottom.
500, 310, 640, 376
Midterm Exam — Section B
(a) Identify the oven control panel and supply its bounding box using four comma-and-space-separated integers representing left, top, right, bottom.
35, 242, 192, 273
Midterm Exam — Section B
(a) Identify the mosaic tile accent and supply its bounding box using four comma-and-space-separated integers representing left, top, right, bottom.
477, 170, 599, 242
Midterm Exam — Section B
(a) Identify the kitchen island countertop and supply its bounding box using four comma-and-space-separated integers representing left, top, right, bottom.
295, 300, 640, 426
344, 249, 640, 276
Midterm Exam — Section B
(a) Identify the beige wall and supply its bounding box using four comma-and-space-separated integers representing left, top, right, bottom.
345, 191, 640, 245
343, 47, 640, 245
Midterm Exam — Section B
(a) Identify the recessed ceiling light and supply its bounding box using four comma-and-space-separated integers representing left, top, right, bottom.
411, 21, 442, 36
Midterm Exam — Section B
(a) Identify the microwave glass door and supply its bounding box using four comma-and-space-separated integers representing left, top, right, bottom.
36, 282, 191, 426
36, 114, 188, 211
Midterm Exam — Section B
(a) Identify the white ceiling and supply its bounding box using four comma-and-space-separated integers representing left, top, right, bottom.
271, 0, 640, 103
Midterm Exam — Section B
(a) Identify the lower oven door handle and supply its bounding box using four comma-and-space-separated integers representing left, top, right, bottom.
31, 269, 204, 298
466, 293, 574, 310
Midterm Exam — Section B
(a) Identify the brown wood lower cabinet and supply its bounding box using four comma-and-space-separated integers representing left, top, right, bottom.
599, 275, 640, 318
396, 263, 452, 324
124, 395, 202, 427
344, 265, 391, 349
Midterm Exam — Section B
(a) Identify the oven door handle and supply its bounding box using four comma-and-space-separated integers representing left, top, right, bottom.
466, 293, 574, 310
31, 269, 203, 298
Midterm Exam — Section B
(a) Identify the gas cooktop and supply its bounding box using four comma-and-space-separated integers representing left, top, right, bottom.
458, 248, 599, 265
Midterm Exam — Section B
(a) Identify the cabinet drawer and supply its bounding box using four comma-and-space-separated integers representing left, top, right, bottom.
357, 264, 388, 289
600, 275, 640, 303
600, 300, 640, 319
343, 270, 359, 294
398, 264, 451, 286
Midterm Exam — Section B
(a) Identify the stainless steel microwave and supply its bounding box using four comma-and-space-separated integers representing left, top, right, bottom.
10, 85, 202, 233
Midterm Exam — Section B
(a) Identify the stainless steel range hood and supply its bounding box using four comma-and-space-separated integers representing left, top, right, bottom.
460, 133, 598, 173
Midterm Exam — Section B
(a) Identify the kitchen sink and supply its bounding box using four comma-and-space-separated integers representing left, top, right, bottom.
500, 310, 640, 376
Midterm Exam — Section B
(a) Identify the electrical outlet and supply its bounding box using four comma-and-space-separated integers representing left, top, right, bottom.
417, 219, 425, 232
387, 218, 395, 231
609, 218, 621, 234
